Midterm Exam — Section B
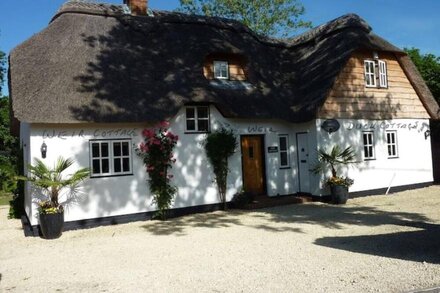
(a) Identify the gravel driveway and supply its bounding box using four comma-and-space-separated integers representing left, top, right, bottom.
1, 186, 440, 292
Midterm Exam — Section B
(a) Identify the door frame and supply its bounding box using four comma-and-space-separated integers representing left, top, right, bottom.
296, 132, 310, 193
240, 134, 267, 195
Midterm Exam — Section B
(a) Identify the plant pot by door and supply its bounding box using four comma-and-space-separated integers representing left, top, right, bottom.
39, 211, 64, 239
330, 185, 349, 204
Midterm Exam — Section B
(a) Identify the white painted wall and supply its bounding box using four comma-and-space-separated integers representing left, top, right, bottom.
314, 118, 433, 195
23, 108, 433, 225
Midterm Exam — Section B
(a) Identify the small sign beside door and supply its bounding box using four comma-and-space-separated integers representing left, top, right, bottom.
267, 146, 278, 153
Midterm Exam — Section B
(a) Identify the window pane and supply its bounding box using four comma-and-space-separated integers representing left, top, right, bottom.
364, 146, 368, 158
186, 108, 195, 119
279, 137, 287, 151
249, 146, 254, 159
363, 134, 368, 145
101, 143, 109, 157
92, 159, 100, 174
369, 146, 373, 157
92, 143, 100, 158
114, 158, 121, 173
187, 119, 196, 131
197, 107, 208, 118
113, 142, 121, 156
198, 119, 209, 132
388, 145, 392, 156
102, 159, 109, 173
123, 158, 130, 172
392, 146, 396, 156
280, 152, 288, 166
122, 142, 129, 156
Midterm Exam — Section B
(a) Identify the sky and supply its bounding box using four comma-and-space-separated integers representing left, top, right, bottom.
1, 0, 439, 96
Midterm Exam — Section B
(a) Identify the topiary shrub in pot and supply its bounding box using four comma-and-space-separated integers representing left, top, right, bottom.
312, 146, 357, 204
18, 157, 89, 239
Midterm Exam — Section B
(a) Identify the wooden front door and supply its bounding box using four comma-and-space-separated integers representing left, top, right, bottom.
241, 136, 265, 194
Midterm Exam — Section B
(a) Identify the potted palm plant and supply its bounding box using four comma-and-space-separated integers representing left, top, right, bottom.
312, 146, 357, 204
20, 157, 89, 239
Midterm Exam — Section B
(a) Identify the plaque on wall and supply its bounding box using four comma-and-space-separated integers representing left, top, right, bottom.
268, 146, 278, 153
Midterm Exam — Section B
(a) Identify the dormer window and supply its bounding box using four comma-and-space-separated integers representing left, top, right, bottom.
213, 61, 229, 79
364, 55, 388, 88
204, 54, 247, 82
364, 60, 376, 87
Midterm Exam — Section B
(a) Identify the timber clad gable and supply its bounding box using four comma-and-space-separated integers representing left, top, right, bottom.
318, 50, 430, 119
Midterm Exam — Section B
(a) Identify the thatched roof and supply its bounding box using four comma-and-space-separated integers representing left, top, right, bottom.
8, 1, 440, 124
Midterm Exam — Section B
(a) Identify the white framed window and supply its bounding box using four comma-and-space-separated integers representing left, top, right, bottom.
90, 139, 132, 177
279, 135, 290, 168
185, 106, 210, 133
378, 60, 388, 88
364, 60, 376, 87
386, 131, 398, 158
213, 61, 229, 79
362, 132, 375, 160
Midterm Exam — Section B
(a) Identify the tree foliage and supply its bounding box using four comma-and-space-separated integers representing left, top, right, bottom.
204, 127, 237, 209
20, 157, 90, 213
177, 0, 311, 37
0, 50, 5, 94
405, 48, 440, 103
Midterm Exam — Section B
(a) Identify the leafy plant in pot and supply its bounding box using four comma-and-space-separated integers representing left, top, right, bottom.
312, 146, 357, 204
18, 157, 89, 239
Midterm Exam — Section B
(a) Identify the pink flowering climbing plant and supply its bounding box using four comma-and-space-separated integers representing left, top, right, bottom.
136, 121, 178, 219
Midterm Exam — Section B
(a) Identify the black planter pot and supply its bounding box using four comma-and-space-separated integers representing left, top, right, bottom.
330, 185, 349, 204
39, 211, 64, 239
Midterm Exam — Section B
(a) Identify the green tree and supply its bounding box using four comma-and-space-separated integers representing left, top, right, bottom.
177, 0, 311, 37
405, 48, 440, 102
0, 50, 5, 94
204, 127, 237, 209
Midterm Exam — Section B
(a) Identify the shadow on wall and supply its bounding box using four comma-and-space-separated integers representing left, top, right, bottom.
71, 129, 241, 218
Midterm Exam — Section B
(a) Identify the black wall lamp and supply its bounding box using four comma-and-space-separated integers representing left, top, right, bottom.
41, 142, 47, 159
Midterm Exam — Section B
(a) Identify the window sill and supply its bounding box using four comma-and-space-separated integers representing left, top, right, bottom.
363, 158, 376, 161
90, 173, 134, 179
387, 156, 399, 159
279, 167, 291, 170
184, 131, 211, 134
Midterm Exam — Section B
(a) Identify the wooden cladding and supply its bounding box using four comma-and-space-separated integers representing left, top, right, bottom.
203, 53, 247, 81
318, 50, 430, 119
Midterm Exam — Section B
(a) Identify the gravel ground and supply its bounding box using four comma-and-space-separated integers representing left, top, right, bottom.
1, 186, 440, 292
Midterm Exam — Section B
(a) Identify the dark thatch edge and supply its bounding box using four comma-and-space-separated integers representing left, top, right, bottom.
397, 55, 440, 119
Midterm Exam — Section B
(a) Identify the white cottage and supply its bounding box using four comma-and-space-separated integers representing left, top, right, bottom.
9, 0, 439, 235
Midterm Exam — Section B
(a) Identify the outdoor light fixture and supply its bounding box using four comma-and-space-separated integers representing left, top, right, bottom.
321, 119, 340, 134
41, 142, 47, 159
373, 51, 379, 59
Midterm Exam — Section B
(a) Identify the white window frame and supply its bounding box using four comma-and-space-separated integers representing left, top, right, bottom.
362, 132, 375, 160
364, 60, 376, 87
185, 106, 210, 133
378, 60, 388, 88
386, 131, 398, 158
213, 61, 229, 80
278, 135, 290, 168
90, 139, 133, 177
